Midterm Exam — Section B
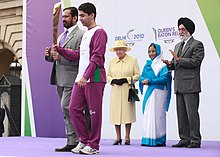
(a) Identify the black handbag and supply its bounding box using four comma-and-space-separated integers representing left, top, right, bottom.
128, 77, 140, 102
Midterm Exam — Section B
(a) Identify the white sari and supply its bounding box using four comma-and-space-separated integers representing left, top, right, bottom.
139, 44, 171, 146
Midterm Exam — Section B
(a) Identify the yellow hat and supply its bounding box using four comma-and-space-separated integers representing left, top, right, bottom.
109, 40, 131, 52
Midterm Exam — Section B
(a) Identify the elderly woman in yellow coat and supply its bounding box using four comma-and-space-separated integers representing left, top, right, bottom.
107, 40, 140, 145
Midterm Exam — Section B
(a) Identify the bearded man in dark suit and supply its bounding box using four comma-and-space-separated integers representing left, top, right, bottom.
162, 17, 204, 148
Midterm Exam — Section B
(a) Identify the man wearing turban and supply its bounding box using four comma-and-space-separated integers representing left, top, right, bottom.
162, 17, 204, 148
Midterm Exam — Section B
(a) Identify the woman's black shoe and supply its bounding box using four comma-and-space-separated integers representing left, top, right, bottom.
113, 139, 122, 145
125, 139, 130, 145
141, 144, 149, 146
156, 143, 166, 147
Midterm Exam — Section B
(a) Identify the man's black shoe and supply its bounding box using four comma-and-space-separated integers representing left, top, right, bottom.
55, 144, 77, 152
172, 141, 190, 148
188, 143, 201, 148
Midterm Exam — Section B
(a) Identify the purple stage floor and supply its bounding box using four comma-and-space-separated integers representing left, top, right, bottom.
0, 137, 220, 157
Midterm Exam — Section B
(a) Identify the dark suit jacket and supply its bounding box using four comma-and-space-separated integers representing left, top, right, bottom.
169, 37, 204, 93
46, 26, 84, 87
0, 108, 5, 134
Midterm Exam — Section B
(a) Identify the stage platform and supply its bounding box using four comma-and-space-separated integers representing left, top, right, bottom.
0, 137, 219, 157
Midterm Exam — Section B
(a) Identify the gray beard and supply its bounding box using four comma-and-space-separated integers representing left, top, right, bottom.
179, 32, 191, 41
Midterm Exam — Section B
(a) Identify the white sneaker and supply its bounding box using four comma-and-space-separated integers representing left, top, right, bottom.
79, 146, 99, 155
71, 142, 86, 154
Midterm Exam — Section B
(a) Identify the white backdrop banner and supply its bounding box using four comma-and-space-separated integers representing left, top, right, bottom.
70, 0, 220, 140
22, 0, 220, 140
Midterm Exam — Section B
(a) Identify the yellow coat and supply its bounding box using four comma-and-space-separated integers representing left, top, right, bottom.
107, 54, 140, 125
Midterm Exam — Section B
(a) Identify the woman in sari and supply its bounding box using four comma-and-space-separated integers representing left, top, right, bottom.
139, 43, 171, 146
